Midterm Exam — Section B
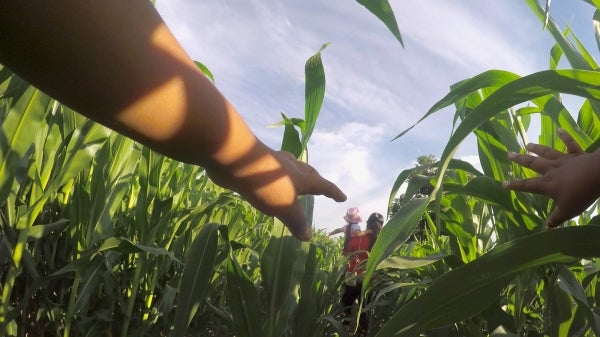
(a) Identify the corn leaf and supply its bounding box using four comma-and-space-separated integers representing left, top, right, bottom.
355, 0, 404, 47
279, 112, 303, 158
375, 225, 600, 337
292, 243, 319, 337
260, 220, 303, 337
302, 43, 329, 149
227, 254, 262, 337
433, 69, 600, 198
363, 198, 428, 289
393, 70, 520, 141
173, 223, 221, 337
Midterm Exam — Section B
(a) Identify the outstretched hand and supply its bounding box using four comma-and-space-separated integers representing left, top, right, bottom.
503, 129, 600, 227
206, 149, 347, 241
0, 0, 348, 242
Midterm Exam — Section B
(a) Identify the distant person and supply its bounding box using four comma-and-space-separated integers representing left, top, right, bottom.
0, 1, 347, 241
503, 128, 600, 227
340, 212, 384, 336
329, 207, 363, 250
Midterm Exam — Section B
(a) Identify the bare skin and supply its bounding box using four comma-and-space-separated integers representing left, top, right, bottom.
503, 129, 600, 228
328, 224, 360, 237
0, 0, 347, 241
328, 227, 346, 236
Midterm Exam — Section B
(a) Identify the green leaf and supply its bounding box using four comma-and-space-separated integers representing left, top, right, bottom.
393, 70, 520, 141
550, 42, 563, 70
556, 266, 600, 336
27, 219, 69, 240
55, 118, 110, 187
374, 225, 600, 337
355, 0, 404, 47
279, 112, 303, 157
260, 220, 303, 337
388, 166, 419, 207
444, 176, 516, 213
376, 253, 446, 270
526, 0, 591, 69
363, 198, 428, 289
0, 86, 51, 202
594, 10, 600, 53
578, 100, 600, 141
292, 243, 319, 337
173, 223, 221, 337
1, 86, 51, 157
302, 43, 329, 149
227, 254, 262, 337
96, 237, 182, 264
194, 61, 215, 83
433, 69, 600, 199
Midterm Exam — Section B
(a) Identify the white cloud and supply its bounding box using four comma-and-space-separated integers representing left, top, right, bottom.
308, 122, 390, 230
155, 0, 596, 234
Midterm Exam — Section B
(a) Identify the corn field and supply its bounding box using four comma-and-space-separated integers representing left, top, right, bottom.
3, 0, 600, 336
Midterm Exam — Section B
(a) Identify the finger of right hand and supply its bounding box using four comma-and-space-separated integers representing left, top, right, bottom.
502, 177, 547, 195
315, 178, 347, 202
557, 129, 584, 154
524, 143, 563, 160
507, 152, 550, 173
547, 206, 566, 228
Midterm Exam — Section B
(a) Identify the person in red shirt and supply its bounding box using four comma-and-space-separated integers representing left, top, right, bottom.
340, 212, 384, 336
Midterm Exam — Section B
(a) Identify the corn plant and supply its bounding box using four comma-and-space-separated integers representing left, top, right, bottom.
9, 0, 600, 336
0, 64, 272, 336
357, 1, 600, 336
0, 34, 355, 337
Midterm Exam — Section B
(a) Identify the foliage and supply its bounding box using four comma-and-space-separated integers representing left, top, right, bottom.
0, 44, 349, 337
388, 155, 438, 242
3, 0, 600, 337
361, 1, 600, 336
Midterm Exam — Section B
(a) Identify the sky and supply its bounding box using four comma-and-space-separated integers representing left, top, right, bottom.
154, 0, 596, 232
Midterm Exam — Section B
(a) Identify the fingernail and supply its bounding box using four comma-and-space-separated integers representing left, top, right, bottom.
501, 181, 509, 189
557, 128, 565, 135
547, 221, 557, 228
507, 152, 516, 159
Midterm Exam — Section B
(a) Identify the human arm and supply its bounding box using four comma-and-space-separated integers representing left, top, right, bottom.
0, 0, 346, 241
502, 129, 600, 227
328, 227, 344, 236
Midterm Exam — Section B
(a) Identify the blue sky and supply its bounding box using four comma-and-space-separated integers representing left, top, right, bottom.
155, 1, 596, 232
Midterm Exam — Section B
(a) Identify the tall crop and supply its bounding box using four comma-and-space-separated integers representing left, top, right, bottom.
4, 0, 600, 336
360, 1, 600, 336
0, 42, 350, 336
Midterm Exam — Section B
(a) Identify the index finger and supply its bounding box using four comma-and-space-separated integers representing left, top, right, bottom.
303, 176, 347, 202
502, 177, 548, 195
507, 151, 551, 174
289, 158, 347, 202
557, 128, 584, 154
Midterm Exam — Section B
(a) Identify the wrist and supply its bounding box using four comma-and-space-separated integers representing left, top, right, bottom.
205, 139, 294, 206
